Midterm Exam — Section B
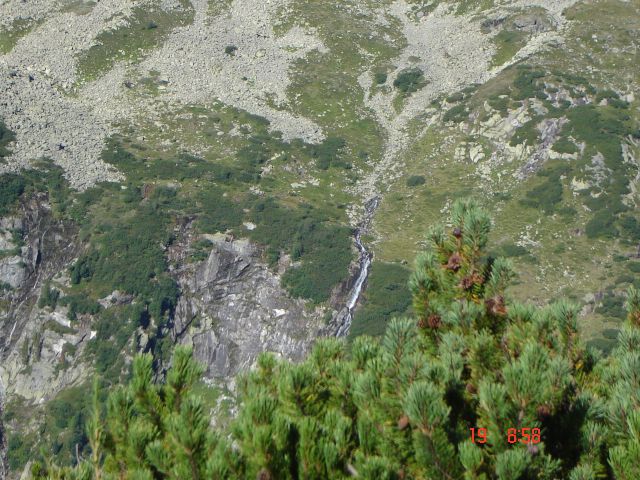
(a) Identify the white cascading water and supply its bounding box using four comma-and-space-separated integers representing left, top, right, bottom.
335, 196, 379, 338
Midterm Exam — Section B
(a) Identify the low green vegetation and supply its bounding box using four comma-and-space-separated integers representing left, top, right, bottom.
310, 136, 350, 170
374, 71, 388, 84
519, 161, 569, 214
5, 384, 94, 471
443, 104, 469, 123
552, 138, 578, 154
405, 175, 425, 187
247, 198, 353, 303
36, 200, 640, 479
0, 174, 26, 215
393, 67, 427, 95
348, 261, 412, 338
491, 30, 528, 67
38, 282, 60, 310
0, 120, 16, 160
0, 18, 39, 54
0, 160, 76, 218
76, 1, 194, 81
509, 116, 541, 147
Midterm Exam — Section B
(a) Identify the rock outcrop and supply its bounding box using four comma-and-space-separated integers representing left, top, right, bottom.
172, 233, 324, 379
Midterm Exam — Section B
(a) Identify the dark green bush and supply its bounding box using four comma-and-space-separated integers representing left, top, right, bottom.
608, 98, 629, 109
557, 206, 578, 218
59, 294, 102, 321
595, 89, 619, 102
616, 274, 634, 285
349, 262, 412, 338
446, 92, 464, 103
0, 173, 26, 215
374, 71, 387, 84
69, 203, 178, 323
7, 434, 32, 471
520, 175, 563, 213
618, 215, 640, 241
552, 138, 578, 154
248, 198, 352, 303
564, 105, 635, 170
442, 104, 468, 123
488, 95, 509, 113
511, 67, 546, 100
586, 210, 618, 239
224, 45, 237, 55
509, 117, 540, 146
311, 136, 348, 170
44, 385, 91, 465
38, 282, 60, 309
627, 262, 640, 273
280, 221, 352, 303
0, 120, 16, 159
406, 175, 426, 187
393, 68, 426, 94
197, 189, 244, 233
596, 292, 626, 319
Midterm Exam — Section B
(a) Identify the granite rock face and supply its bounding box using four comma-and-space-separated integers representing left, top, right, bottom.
0, 197, 81, 402
0, 198, 328, 478
173, 234, 324, 379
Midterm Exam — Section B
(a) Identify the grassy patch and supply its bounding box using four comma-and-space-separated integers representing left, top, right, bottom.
58, 0, 96, 15
519, 161, 570, 214
0, 174, 26, 216
248, 198, 353, 303
491, 30, 528, 67
0, 18, 39, 54
76, 1, 194, 81
552, 138, 578, 154
348, 262, 412, 339
0, 120, 16, 160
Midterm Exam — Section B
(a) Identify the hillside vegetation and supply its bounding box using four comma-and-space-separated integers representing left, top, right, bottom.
34, 201, 640, 479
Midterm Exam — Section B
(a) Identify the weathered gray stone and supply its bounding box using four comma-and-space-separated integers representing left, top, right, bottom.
173, 234, 324, 379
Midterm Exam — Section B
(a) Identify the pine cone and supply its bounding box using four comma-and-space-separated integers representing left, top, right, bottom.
398, 415, 410, 430
417, 317, 428, 329
257, 469, 271, 480
470, 272, 485, 285
459, 275, 474, 290
453, 227, 462, 238
485, 295, 507, 316
465, 382, 477, 394
527, 444, 539, 456
446, 252, 462, 272
427, 314, 442, 329
537, 404, 551, 419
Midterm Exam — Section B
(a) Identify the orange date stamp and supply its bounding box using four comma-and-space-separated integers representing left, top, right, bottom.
470, 427, 541, 444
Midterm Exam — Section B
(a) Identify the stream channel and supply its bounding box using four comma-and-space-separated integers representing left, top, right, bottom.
335, 196, 380, 338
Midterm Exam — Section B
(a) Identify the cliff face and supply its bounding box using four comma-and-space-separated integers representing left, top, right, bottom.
0, 196, 80, 401
0, 201, 328, 479
172, 233, 324, 378
0, 205, 325, 395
